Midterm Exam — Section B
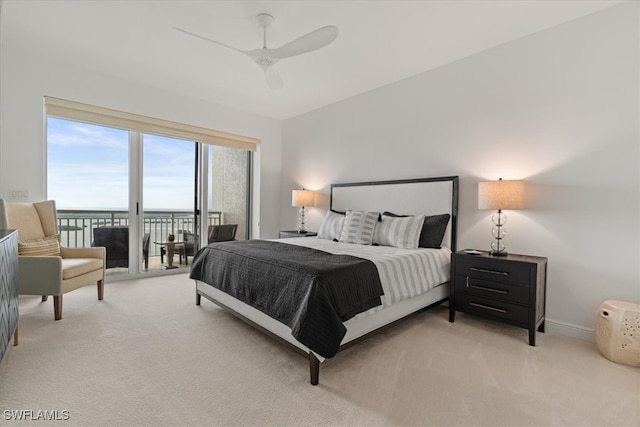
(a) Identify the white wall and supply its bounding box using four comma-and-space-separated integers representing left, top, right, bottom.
0, 42, 283, 239
282, 2, 639, 339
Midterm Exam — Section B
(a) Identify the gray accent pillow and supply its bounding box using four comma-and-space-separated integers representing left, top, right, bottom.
317, 210, 345, 241
383, 212, 451, 248
373, 214, 425, 249
339, 210, 379, 245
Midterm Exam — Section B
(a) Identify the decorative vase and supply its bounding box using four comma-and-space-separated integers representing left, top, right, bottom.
168, 234, 175, 242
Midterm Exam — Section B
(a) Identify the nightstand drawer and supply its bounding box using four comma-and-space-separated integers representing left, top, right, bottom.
456, 257, 531, 285
455, 275, 529, 305
456, 293, 528, 325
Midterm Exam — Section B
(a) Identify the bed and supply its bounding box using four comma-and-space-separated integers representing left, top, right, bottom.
190, 176, 459, 385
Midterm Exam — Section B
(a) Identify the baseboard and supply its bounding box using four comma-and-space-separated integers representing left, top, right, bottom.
545, 318, 594, 342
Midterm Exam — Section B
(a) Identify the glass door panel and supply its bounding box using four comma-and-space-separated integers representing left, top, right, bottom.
47, 117, 130, 277
207, 145, 249, 243
142, 134, 197, 272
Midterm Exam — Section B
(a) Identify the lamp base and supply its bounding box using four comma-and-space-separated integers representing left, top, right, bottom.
297, 206, 307, 234
489, 250, 508, 257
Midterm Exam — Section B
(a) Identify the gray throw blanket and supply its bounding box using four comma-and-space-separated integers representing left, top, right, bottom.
189, 239, 384, 358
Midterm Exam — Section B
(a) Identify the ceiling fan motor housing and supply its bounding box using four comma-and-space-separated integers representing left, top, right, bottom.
256, 13, 275, 28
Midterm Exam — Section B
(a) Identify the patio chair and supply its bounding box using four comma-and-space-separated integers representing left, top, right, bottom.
92, 227, 152, 269
93, 226, 128, 268
142, 233, 150, 269
207, 224, 238, 243
178, 232, 198, 265
0, 199, 105, 320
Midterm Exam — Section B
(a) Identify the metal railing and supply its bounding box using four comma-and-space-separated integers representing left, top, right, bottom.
57, 209, 222, 257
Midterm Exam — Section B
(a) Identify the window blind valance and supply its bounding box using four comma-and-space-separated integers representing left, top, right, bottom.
44, 96, 259, 151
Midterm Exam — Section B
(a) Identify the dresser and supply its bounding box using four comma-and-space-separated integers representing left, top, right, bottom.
450, 250, 547, 346
0, 229, 19, 362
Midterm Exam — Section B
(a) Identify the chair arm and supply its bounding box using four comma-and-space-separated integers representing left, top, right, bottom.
18, 256, 63, 295
61, 246, 106, 260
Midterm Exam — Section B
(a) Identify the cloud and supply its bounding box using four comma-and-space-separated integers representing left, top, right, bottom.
48, 118, 128, 150
48, 119, 196, 210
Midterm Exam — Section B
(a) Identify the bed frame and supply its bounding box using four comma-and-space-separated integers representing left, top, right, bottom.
195, 176, 459, 385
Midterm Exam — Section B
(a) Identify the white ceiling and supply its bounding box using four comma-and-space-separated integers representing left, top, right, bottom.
1, 0, 623, 120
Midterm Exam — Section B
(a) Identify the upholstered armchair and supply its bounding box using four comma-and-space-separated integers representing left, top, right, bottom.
0, 199, 106, 320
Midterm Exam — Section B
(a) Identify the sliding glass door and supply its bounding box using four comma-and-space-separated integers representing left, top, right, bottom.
48, 117, 131, 277
142, 134, 198, 271
47, 115, 252, 280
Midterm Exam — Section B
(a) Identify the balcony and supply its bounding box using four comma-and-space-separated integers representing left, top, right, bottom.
57, 209, 222, 272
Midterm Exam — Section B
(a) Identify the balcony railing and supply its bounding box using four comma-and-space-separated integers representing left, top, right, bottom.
57, 209, 222, 257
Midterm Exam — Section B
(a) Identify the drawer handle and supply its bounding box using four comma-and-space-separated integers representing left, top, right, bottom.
470, 267, 508, 276
469, 283, 508, 295
469, 302, 508, 313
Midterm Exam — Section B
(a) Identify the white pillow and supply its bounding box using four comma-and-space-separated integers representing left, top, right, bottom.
339, 210, 379, 245
317, 210, 345, 240
373, 214, 425, 249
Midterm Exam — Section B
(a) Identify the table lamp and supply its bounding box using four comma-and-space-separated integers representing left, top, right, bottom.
292, 189, 315, 233
478, 178, 524, 256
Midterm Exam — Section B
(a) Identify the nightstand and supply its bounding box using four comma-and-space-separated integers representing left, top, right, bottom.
449, 250, 547, 346
279, 230, 317, 238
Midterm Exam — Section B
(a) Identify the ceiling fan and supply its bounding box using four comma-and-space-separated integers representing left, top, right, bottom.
174, 14, 338, 90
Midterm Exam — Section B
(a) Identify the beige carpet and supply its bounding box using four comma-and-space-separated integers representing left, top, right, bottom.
1, 274, 638, 427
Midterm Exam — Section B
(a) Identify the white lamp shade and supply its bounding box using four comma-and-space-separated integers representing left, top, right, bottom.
292, 189, 315, 207
478, 180, 524, 210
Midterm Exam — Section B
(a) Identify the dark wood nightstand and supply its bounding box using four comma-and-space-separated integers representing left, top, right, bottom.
449, 250, 547, 346
279, 230, 317, 238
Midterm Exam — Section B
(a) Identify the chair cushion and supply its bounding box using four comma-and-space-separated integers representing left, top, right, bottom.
18, 234, 61, 256
62, 258, 104, 280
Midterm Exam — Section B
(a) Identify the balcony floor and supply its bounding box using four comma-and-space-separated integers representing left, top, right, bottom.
105, 255, 191, 276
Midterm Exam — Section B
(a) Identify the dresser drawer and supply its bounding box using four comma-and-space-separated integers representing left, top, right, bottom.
455, 257, 531, 285
454, 275, 529, 305
455, 293, 529, 325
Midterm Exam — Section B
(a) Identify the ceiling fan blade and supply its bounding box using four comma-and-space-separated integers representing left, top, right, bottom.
264, 66, 283, 90
173, 27, 246, 54
268, 26, 338, 59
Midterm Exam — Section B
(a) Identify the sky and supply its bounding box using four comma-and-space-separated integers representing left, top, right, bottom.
47, 118, 196, 211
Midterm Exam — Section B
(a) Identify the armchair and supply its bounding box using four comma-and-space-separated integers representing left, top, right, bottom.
0, 199, 105, 320
207, 224, 238, 243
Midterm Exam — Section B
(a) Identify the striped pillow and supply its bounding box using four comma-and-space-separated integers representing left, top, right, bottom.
317, 210, 345, 240
373, 214, 425, 249
339, 210, 379, 245
384, 212, 451, 248
18, 234, 61, 256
